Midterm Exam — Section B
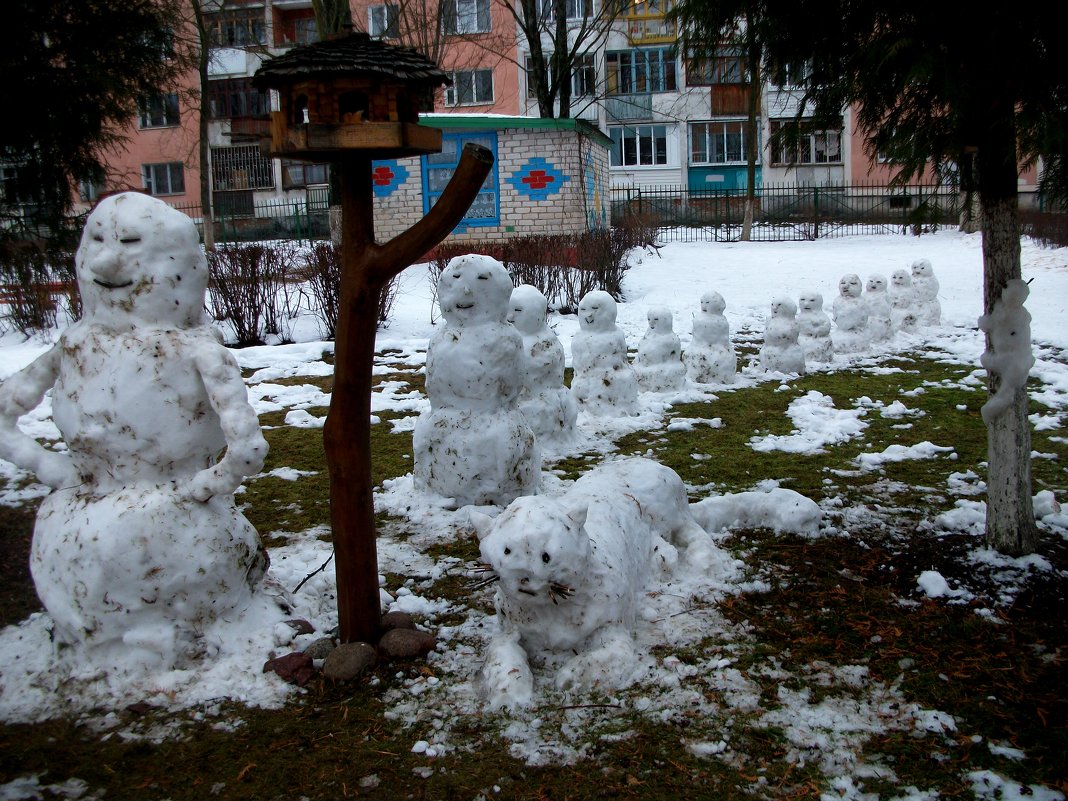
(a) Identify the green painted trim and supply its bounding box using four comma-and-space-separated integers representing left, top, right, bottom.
419, 114, 611, 148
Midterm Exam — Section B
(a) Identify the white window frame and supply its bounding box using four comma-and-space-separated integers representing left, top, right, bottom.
606, 48, 677, 95
769, 119, 842, 166
368, 5, 399, 38
443, 0, 491, 35
139, 93, 180, 129
444, 69, 494, 106
690, 120, 752, 166
609, 124, 670, 167
536, 0, 594, 21
524, 54, 596, 99
142, 162, 184, 196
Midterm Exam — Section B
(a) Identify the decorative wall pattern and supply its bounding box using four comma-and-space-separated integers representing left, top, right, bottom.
507, 157, 571, 201
370, 160, 409, 198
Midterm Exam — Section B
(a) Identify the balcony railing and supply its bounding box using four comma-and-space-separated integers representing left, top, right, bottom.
606, 94, 654, 122
624, 15, 677, 44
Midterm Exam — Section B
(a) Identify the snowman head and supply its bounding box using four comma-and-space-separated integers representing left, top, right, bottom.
891, 268, 912, 288
866, 274, 887, 294
507, 284, 548, 335
798, 292, 823, 312
577, 290, 617, 332
1000, 278, 1030, 308
771, 297, 796, 318
700, 291, 725, 315
647, 306, 673, 333
438, 254, 513, 327
911, 258, 933, 278
76, 192, 208, 330
838, 274, 863, 299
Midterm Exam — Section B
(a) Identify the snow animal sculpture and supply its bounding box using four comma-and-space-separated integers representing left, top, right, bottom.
797, 292, 833, 362
634, 306, 687, 392
507, 284, 577, 445
831, 273, 871, 354
978, 278, 1035, 424
911, 258, 942, 325
864, 274, 893, 342
760, 297, 806, 374
888, 268, 916, 331
684, 290, 736, 383
0, 192, 268, 668
474, 457, 722, 709
413, 255, 539, 507
569, 290, 639, 415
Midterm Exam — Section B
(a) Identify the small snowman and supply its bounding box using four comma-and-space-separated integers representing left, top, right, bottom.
684, 291, 736, 384
569, 290, 639, 416
978, 278, 1035, 424
634, 307, 686, 392
797, 291, 833, 362
413, 255, 539, 507
832, 273, 871, 354
0, 193, 269, 669
888, 268, 916, 331
864, 274, 893, 343
507, 284, 577, 446
760, 297, 806, 375
911, 258, 942, 325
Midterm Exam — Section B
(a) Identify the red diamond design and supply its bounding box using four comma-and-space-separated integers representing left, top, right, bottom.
522, 170, 554, 191
372, 166, 395, 186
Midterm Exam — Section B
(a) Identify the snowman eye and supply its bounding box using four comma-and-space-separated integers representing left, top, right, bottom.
541, 552, 551, 564
503, 547, 511, 555
120, 236, 142, 244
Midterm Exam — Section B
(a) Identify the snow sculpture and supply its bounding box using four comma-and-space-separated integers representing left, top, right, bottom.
760, 297, 806, 374
473, 458, 719, 709
831, 273, 871, 354
507, 284, 577, 445
911, 258, 942, 325
634, 307, 686, 392
414, 255, 539, 507
864, 274, 893, 342
684, 291, 736, 384
0, 192, 268, 668
569, 290, 639, 416
797, 292, 833, 363
978, 278, 1035, 424
888, 268, 916, 331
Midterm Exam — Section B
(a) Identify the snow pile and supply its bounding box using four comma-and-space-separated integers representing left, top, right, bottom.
750, 391, 868, 453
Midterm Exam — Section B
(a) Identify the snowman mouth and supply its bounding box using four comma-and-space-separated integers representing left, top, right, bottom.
94, 279, 134, 289
455, 302, 475, 310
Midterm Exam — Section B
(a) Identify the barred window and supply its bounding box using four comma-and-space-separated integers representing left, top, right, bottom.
211, 145, 274, 191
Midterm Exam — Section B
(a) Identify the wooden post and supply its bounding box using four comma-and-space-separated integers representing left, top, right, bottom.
324, 144, 494, 644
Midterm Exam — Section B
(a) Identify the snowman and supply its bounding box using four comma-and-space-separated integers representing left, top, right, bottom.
634, 307, 686, 393
569, 290, 639, 416
760, 297, 806, 375
831, 273, 871, 354
797, 291, 833, 363
507, 284, 577, 446
864, 274, 893, 343
413, 255, 539, 507
0, 193, 269, 668
684, 291, 736, 384
888, 268, 916, 331
911, 258, 942, 325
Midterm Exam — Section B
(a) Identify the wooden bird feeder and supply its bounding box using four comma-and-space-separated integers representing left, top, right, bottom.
254, 33, 494, 645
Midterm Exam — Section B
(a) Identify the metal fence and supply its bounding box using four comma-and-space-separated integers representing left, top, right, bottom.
610, 183, 964, 242
170, 185, 331, 244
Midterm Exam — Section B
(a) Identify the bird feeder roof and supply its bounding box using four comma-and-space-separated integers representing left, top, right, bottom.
252, 31, 450, 90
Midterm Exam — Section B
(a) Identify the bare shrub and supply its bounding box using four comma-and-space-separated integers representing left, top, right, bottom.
0, 242, 63, 337
300, 241, 400, 338
206, 243, 295, 346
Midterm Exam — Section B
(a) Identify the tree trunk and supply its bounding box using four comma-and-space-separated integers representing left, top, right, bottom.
741, 29, 761, 242
191, 0, 214, 249
978, 110, 1039, 556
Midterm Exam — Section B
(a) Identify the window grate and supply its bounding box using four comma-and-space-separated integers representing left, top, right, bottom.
211, 145, 274, 191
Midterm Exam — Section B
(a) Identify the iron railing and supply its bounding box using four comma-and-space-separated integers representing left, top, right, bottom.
170, 189, 331, 244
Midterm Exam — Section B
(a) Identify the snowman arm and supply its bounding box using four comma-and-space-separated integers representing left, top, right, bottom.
187, 343, 268, 501
0, 348, 78, 488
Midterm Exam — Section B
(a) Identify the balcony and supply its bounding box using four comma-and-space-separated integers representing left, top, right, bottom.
625, 15, 677, 44
606, 94, 654, 122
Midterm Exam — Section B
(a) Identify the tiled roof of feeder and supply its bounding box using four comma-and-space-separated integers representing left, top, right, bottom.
252, 31, 450, 89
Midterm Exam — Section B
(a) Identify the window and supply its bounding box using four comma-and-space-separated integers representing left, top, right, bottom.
211, 145, 274, 191
686, 50, 747, 86
276, 12, 317, 46
524, 54, 596, 98
208, 78, 269, 119
609, 125, 669, 166
770, 60, 810, 89
78, 179, 104, 203
536, 0, 594, 21
443, 0, 491, 34
282, 160, 330, 189
690, 120, 752, 165
444, 69, 494, 106
422, 132, 499, 226
769, 119, 842, 165
606, 49, 676, 95
139, 93, 180, 128
368, 5, 399, 38
206, 8, 267, 47
142, 162, 184, 196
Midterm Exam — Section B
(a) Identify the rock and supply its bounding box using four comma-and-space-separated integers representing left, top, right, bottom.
381, 611, 416, 632
323, 642, 377, 681
303, 636, 337, 660
378, 628, 437, 660
285, 618, 315, 635
263, 652, 316, 686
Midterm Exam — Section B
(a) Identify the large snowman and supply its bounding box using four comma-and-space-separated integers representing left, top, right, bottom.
684, 291, 736, 384
760, 297, 806, 375
831, 273, 871, 354
507, 284, 577, 447
413, 255, 539, 507
797, 291, 833, 363
0, 193, 269, 669
569, 290, 639, 416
